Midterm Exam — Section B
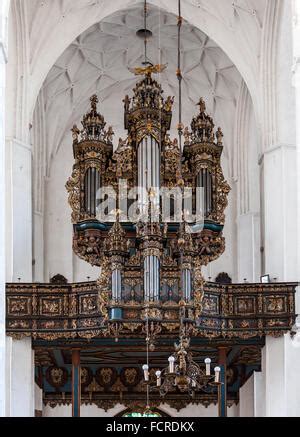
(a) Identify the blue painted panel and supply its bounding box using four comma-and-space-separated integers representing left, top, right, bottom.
109, 307, 123, 320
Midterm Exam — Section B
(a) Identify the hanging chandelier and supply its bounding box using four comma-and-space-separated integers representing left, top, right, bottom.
142, 302, 223, 402
142, 336, 221, 397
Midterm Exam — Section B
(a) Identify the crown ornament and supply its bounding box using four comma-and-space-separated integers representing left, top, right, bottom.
71, 95, 114, 144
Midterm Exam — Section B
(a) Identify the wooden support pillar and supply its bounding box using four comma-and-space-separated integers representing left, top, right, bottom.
72, 349, 81, 417
218, 346, 227, 418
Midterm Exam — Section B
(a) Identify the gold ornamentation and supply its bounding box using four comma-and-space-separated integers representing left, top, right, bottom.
129, 64, 167, 76
65, 168, 81, 223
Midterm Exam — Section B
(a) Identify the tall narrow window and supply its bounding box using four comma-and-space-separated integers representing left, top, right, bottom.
84, 168, 101, 217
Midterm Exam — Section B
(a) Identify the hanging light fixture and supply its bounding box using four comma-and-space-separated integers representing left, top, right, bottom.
142, 332, 224, 405
142, 326, 224, 407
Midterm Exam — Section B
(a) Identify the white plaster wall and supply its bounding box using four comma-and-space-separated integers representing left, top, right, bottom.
293, 0, 300, 316
284, 333, 300, 417
5, 138, 32, 282
7, 338, 35, 417
262, 0, 297, 283
239, 374, 254, 417
277, 0, 296, 148
263, 145, 297, 281
33, 212, 44, 282
35, 384, 43, 413
253, 371, 265, 417
0, 40, 6, 419
0, 0, 10, 418
264, 336, 287, 417
253, 334, 300, 417
237, 213, 261, 282
43, 402, 239, 418
159, 403, 239, 418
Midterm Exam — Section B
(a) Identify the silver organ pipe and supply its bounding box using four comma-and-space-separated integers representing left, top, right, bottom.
182, 269, 192, 302
139, 136, 161, 302
197, 169, 213, 217
144, 257, 149, 301
138, 135, 160, 212
144, 256, 160, 302
112, 269, 122, 302
84, 168, 101, 217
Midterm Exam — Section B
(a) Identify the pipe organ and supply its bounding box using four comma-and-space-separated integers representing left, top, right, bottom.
66, 65, 230, 325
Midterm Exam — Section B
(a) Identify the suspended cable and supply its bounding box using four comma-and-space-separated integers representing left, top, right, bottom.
143, 0, 148, 65
177, 0, 183, 150
146, 307, 150, 409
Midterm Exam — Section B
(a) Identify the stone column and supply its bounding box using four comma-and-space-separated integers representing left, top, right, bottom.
239, 374, 254, 417
239, 371, 267, 417
3, 0, 35, 417
237, 213, 261, 282
5, 138, 32, 282
6, 337, 35, 417
293, 0, 300, 299
262, 1, 297, 283
4, 138, 34, 417
248, 1, 300, 418
0, 23, 7, 418
235, 81, 261, 283
256, 335, 300, 417
262, 144, 297, 282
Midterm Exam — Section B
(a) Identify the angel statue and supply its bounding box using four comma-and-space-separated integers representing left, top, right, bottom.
164, 96, 175, 112
104, 126, 115, 143
71, 125, 81, 142
123, 95, 131, 112
183, 127, 191, 145
216, 127, 224, 145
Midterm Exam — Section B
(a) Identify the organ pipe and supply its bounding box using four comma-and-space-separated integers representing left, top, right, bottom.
144, 256, 160, 302
182, 268, 192, 302
197, 169, 213, 217
138, 136, 160, 212
84, 167, 101, 217
112, 268, 122, 302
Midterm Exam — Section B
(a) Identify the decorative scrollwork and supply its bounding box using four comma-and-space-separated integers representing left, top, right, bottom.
65, 168, 81, 223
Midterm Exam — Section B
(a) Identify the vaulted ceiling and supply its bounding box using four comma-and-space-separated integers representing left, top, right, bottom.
37, 3, 247, 173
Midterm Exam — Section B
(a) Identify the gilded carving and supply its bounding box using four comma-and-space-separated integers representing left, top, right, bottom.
6, 282, 297, 341
8, 298, 30, 316
96, 367, 118, 388
66, 168, 81, 223
46, 367, 68, 388
265, 297, 285, 313
41, 298, 61, 316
